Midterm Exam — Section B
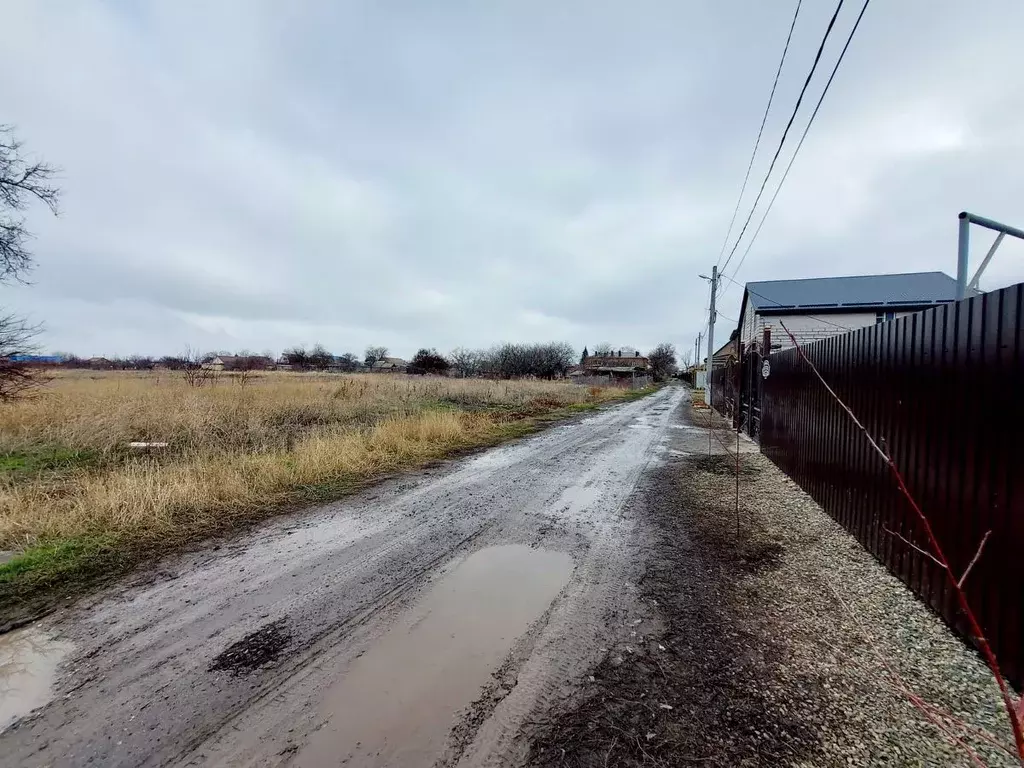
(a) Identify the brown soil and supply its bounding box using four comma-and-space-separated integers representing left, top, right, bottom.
209, 619, 292, 675
527, 450, 835, 767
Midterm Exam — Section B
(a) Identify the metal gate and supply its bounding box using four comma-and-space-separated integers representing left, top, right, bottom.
738, 344, 763, 440
710, 334, 766, 442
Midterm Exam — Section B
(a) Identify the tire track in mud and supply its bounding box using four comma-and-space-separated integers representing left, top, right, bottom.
0, 387, 686, 768
445, 391, 685, 767
168, 522, 497, 767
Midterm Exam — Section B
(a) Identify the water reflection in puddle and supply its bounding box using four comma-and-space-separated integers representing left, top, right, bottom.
293, 544, 573, 768
0, 626, 72, 731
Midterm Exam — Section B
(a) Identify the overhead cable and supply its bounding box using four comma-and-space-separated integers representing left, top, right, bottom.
720, 0, 847, 274
715, 0, 804, 270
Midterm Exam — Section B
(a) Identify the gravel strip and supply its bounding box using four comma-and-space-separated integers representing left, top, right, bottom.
527, 405, 1018, 767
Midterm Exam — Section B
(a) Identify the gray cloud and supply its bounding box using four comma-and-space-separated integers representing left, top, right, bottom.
2, 0, 1023, 361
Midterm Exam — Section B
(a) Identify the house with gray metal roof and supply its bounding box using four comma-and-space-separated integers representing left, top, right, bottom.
371, 357, 408, 373
736, 271, 963, 353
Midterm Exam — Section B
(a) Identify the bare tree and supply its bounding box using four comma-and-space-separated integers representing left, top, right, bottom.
1, 126, 60, 283
235, 367, 255, 387
281, 346, 309, 370
648, 342, 678, 382
181, 346, 213, 388
307, 343, 333, 370
230, 354, 264, 386
449, 347, 480, 378
593, 342, 613, 356
364, 345, 388, 368
0, 127, 60, 399
335, 352, 360, 372
0, 314, 48, 400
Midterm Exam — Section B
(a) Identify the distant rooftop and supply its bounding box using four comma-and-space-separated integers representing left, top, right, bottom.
746, 271, 961, 312
372, 357, 408, 368
8, 354, 64, 363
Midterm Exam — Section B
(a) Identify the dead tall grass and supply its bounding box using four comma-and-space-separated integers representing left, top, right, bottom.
0, 371, 632, 564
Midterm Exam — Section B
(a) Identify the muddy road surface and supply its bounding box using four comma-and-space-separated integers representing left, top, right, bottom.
1, 386, 686, 767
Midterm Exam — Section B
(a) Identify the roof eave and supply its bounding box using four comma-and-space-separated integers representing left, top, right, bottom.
755, 300, 950, 315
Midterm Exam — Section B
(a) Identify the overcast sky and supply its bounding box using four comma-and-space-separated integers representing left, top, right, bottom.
3, 1, 1024, 361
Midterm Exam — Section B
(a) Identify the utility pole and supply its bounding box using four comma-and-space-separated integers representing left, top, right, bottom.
705, 265, 719, 408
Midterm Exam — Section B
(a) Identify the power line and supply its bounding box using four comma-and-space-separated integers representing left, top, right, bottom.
715, 0, 803, 270
727, 0, 872, 284
720, 0, 847, 274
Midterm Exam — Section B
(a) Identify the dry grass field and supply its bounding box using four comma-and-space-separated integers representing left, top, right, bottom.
0, 370, 646, 600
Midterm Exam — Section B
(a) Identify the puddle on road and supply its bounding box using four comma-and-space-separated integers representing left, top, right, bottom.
292, 544, 573, 768
0, 626, 72, 731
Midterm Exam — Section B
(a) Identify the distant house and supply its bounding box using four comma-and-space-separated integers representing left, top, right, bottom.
327, 356, 364, 373
711, 336, 738, 369
371, 357, 408, 373
579, 348, 650, 380
202, 355, 275, 372
737, 271, 964, 351
88, 357, 114, 370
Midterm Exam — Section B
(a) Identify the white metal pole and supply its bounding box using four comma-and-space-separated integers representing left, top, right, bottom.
956, 213, 970, 300
957, 210, 1024, 299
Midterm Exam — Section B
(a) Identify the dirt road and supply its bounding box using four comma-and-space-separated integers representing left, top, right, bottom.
1, 386, 687, 767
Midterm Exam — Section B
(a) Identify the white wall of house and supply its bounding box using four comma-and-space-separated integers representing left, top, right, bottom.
738, 294, 915, 350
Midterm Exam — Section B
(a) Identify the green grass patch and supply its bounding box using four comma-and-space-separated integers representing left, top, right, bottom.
0, 534, 125, 588
297, 474, 367, 503
0, 445, 98, 478
0, 535, 133, 631
565, 401, 601, 413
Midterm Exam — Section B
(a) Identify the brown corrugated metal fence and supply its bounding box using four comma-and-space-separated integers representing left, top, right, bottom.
759, 282, 1024, 689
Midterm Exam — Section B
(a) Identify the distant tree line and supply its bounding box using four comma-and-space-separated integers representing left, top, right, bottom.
447, 342, 576, 379
34, 340, 678, 383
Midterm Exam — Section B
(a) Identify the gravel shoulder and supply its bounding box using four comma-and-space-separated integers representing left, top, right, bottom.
527, 402, 1017, 767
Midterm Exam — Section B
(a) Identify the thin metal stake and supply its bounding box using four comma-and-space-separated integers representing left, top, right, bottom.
735, 348, 742, 537
736, 424, 740, 538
